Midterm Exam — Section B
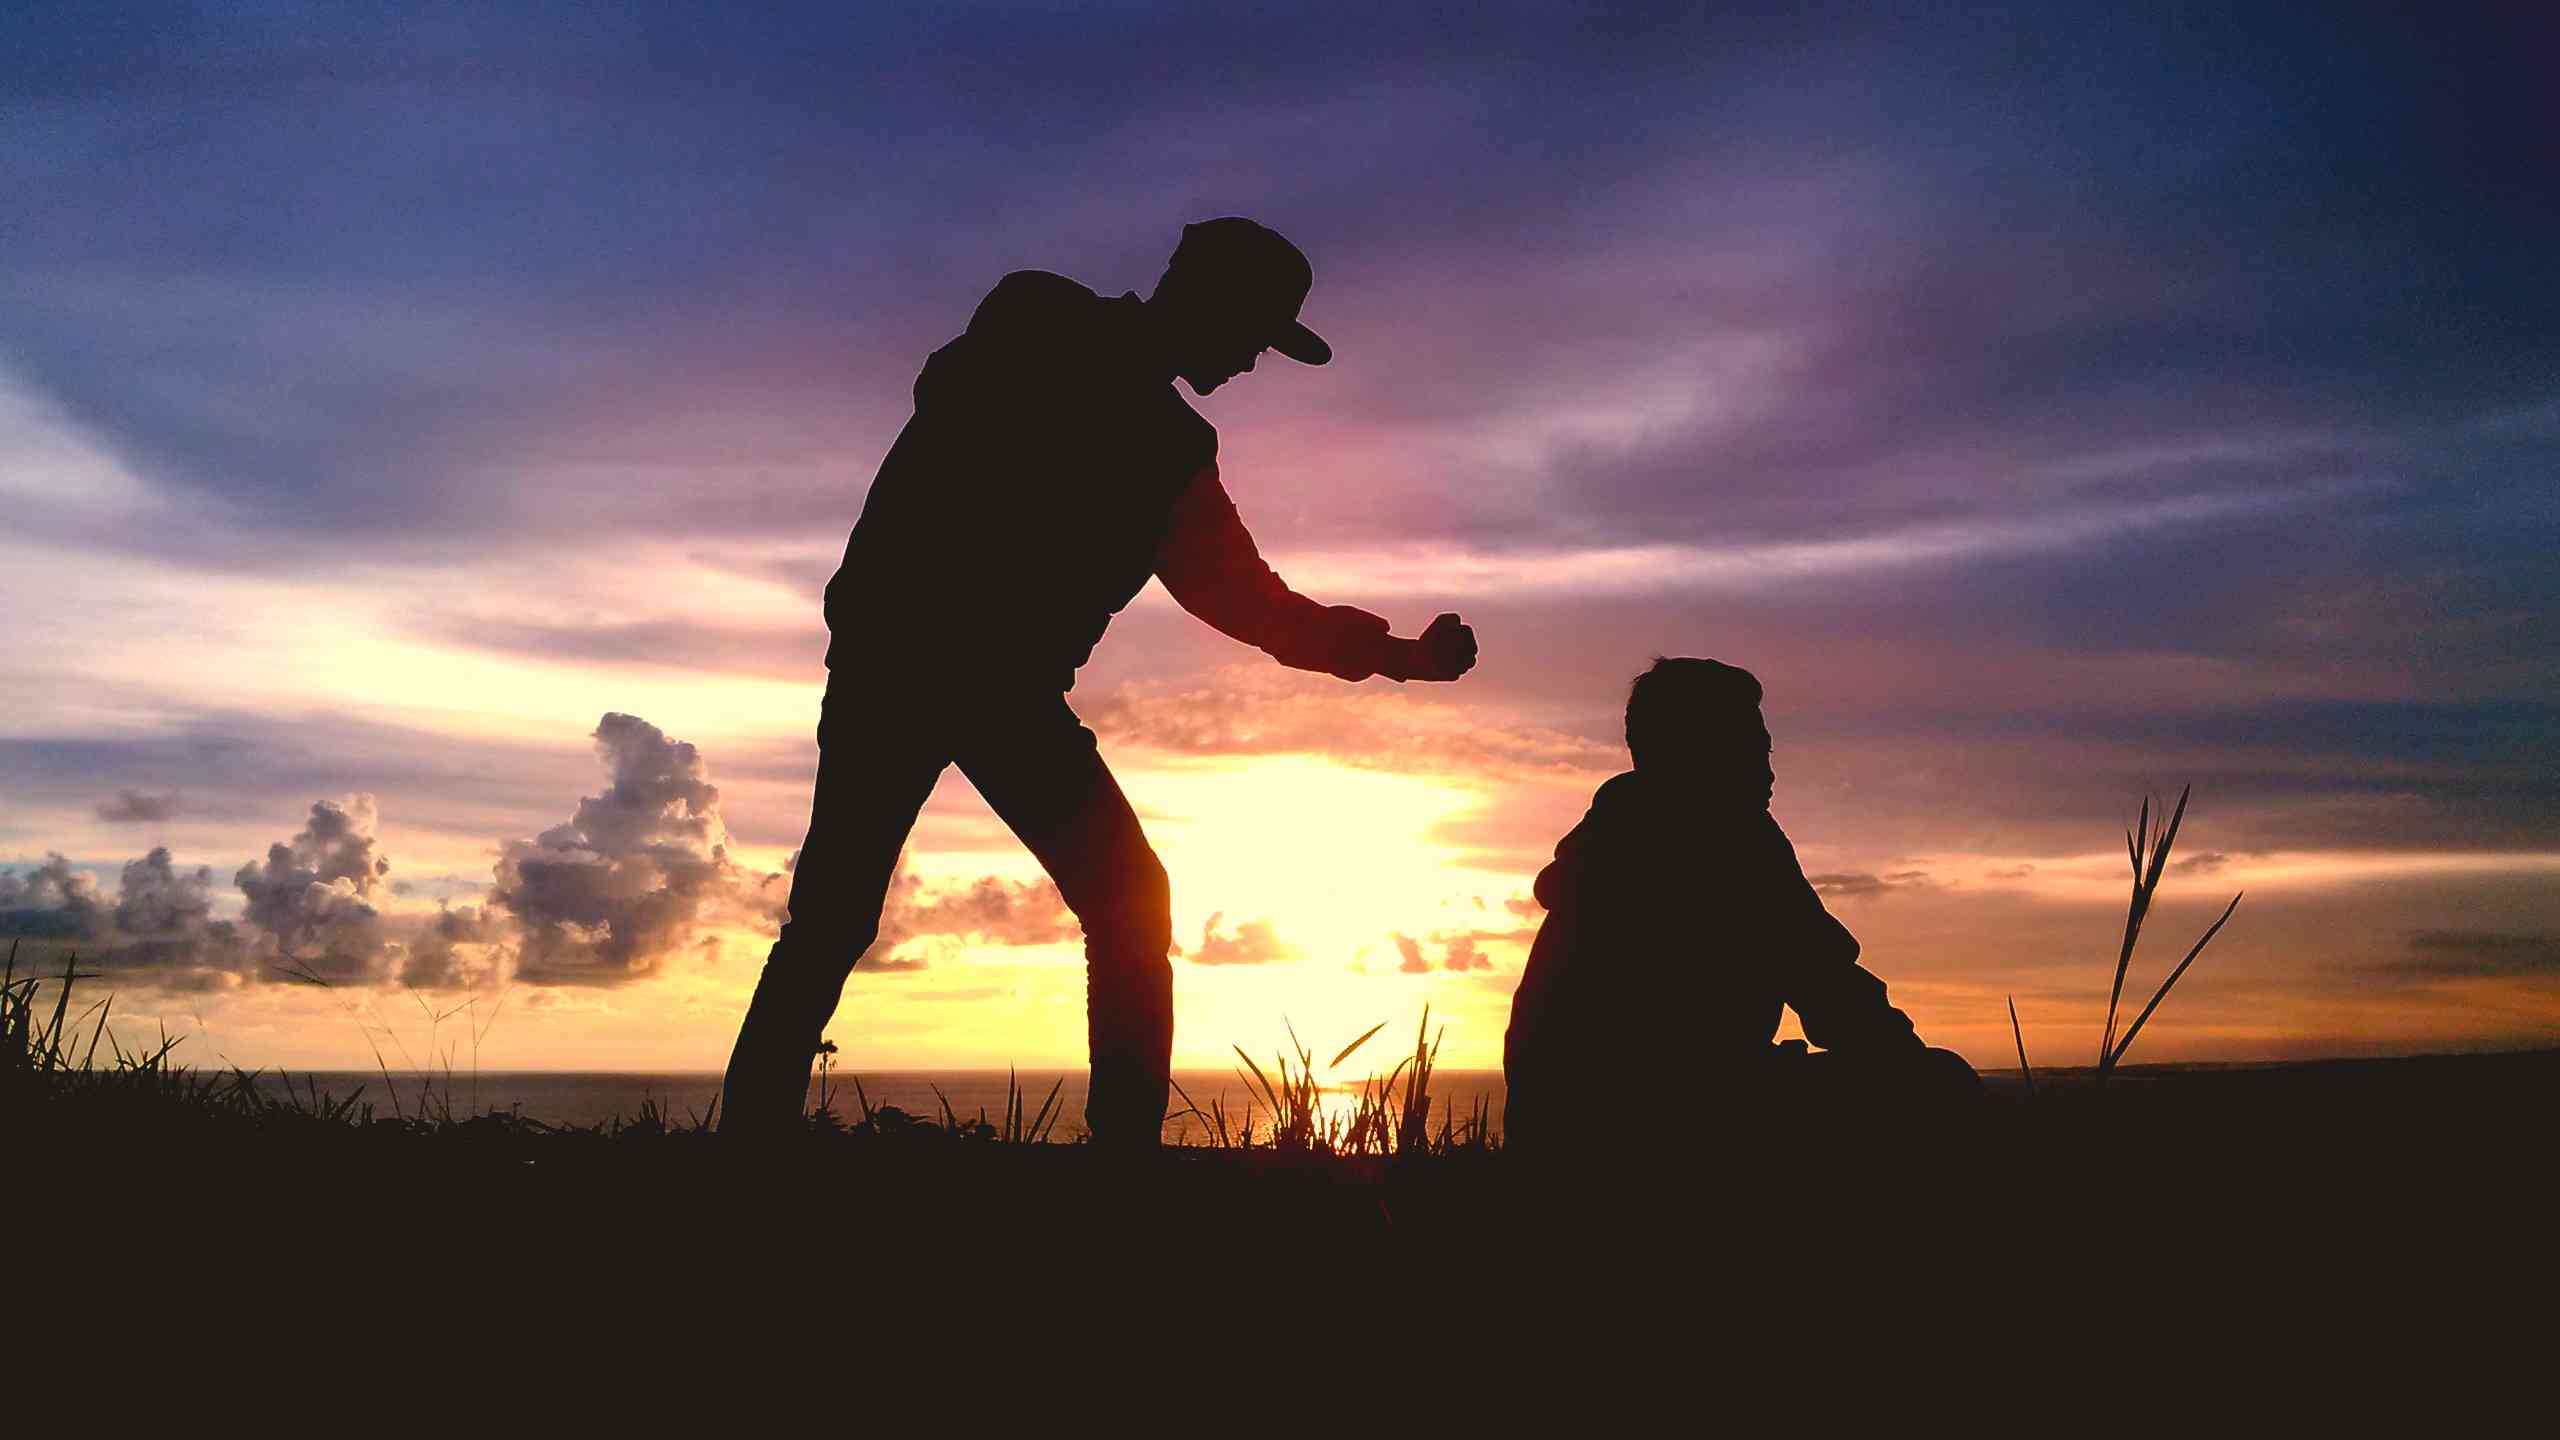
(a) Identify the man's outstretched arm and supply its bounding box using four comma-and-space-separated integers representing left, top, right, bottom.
1155, 465, 1475, 682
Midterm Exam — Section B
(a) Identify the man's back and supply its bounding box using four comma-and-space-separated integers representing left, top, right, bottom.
825, 271, 1217, 684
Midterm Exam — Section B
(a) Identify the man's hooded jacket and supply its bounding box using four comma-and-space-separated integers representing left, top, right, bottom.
826, 271, 1385, 690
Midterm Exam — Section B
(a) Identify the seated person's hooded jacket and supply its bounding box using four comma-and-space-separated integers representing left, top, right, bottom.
1502, 770, 1920, 1145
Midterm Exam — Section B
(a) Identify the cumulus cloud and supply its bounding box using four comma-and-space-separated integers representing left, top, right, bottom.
888, 875, 1077, 950
851, 855, 1082, 973
5, 800, 472, 993
95, 788, 176, 823
1188, 912, 1294, 967
3, 714, 1092, 994
116, 847, 214, 935
1382, 925, 1528, 975
1441, 933, 1494, 973
401, 904, 505, 990
0, 854, 108, 941
0, 849, 248, 992
235, 796, 399, 983
178, 795, 498, 992
492, 714, 785, 987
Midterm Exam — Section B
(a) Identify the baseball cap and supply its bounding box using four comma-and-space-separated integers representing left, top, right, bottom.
1163, 217, 1332, 365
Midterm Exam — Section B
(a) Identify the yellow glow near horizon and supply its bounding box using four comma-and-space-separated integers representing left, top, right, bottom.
804, 750, 1541, 1070
1134, 755, 1492, 947
1134, 753, 1531, 1066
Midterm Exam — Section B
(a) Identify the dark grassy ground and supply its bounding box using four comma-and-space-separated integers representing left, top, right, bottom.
20, 1048, 2553, 1257
15, 1066, 2552, 1396
14, 952, 2554, 1318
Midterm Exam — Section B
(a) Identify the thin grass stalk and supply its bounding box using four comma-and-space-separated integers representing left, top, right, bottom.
1029, 1075, 1065, 1143
1331, 1022, 1385, 1070
2008, 996, 2036, 1099
84, 994, 115, 1072
1394, 1008, 1440, 1155
3, 938, 20, 1076
1229, 1067, 1261, 1144
1168, 1076, 1213, 1147
45, 956, 79, 1071
2100, 786, 2190, 1077
1234, 1046, 1279, 1119
2108, 891, 2244, 1070
2102, 795, 2150, 1065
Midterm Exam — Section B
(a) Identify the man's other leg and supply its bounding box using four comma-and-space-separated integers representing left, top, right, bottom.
721, 694, 946, 1135
957, 698, 1173, 1146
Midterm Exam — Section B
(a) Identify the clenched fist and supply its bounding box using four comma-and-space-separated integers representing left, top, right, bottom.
1321, 607, 1479, 683
1404, 612, 1477, 682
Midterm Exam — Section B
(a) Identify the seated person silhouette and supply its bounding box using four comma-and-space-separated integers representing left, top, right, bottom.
1502, 658, 1977, 1156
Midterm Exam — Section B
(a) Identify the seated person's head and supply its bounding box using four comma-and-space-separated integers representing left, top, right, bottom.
1625, 657, 1773, 803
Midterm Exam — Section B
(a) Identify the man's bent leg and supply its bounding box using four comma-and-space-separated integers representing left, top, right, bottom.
957, 698, 1173, 1146
721, 693, 947, 1136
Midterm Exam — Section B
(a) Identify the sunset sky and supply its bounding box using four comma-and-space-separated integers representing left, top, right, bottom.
4, 2, 2554, 1077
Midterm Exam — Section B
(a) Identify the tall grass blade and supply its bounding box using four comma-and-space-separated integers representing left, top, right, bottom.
2108, 891, 2243, 1069
1330, 1022, 1386, 1070
82, 994, 112, 1072
2146, 786, 2191, 895
45, 956, 79, 1067
2101, 786, 2192, 1073
2009, 995, 2035, 1099
1166, 1076, 1204, 1146
1030, 1075, 1064, 1142
2103, 867, 2146, 1068
1233, 1045, 1280, 1114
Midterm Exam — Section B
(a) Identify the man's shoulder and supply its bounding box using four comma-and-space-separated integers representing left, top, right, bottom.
970, 270, 1104, 334
963, 273, 1172, 389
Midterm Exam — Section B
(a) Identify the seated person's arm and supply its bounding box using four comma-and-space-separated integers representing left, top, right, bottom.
1157, 465, 1462, 682
1760, 826, 1924, 1054
1792, 953, 1924, 1054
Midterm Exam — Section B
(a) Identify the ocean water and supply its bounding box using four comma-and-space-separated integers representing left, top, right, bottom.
248, 1069, 1516, 1144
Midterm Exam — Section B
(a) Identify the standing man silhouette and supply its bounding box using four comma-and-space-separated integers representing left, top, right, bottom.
723, 219, 1477, 1143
